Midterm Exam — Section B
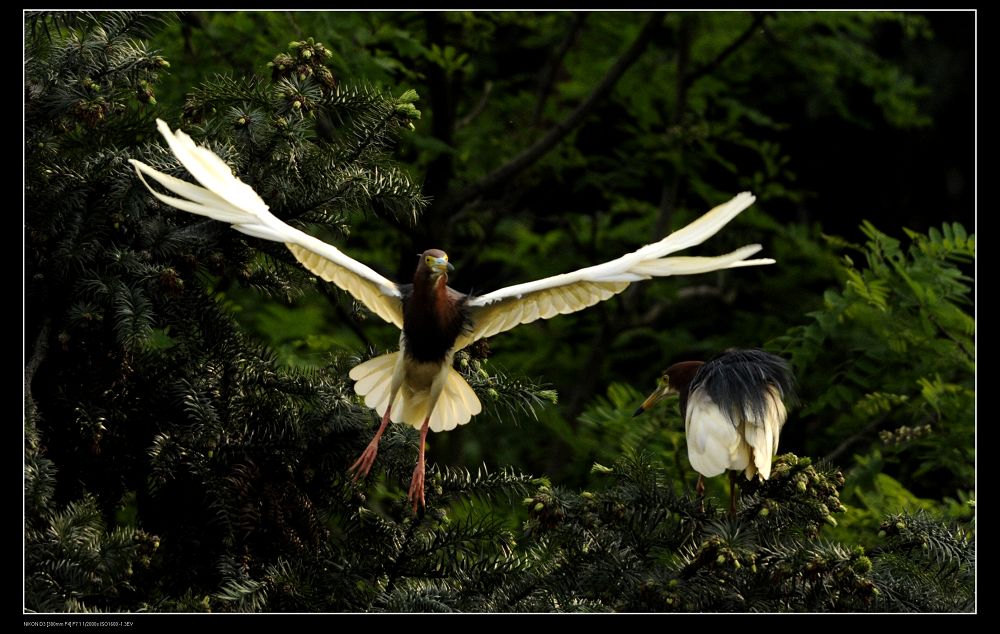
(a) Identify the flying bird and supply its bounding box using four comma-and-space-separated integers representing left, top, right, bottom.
634, 348, 796, 515
130, 119, 774, 512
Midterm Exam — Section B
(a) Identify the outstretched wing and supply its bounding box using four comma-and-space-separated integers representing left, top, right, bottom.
454, 192, 770, 350
129, 119, 405, 329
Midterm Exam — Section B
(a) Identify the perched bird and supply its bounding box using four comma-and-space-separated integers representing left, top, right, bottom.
634, 349, 796, 515
130, 119, 774, 513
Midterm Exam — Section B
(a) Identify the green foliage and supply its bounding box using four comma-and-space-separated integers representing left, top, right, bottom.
568, 383, 689, 489
871, 511, 975, 611
25, 12, 170, 141
775, 221, 974, 534
207, 464, 535, 612
25, 452, 158, 612
202, 453, 970, 613
465, 453, 969, 612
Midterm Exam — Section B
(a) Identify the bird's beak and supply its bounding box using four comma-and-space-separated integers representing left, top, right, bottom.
633, 382, 673, 417
431, 257, 454, 274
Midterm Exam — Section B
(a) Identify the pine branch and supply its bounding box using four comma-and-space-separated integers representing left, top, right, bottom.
379, 514, 425, 604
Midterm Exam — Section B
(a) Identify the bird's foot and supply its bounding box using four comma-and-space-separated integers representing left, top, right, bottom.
349, 439, 381, 481
408, 461, 426, 515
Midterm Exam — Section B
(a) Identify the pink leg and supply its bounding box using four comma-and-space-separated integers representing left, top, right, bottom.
349, 405, 393, 481
407, 417, 431, 514
696, 475, 705, 512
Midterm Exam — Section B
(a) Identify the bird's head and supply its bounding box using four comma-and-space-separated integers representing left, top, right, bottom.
418, 249, 454, 280
633, 361, 704, 417
633, 372, 677, 416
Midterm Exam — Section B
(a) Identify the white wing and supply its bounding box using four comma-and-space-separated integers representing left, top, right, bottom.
454, 192, 771, 350
685, 388, 750, 478
740, 385, 788, 480
129, 119, 405, 329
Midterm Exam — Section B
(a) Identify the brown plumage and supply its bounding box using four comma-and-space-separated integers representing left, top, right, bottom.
661, 361, 703, 422
403, 249, 469, 363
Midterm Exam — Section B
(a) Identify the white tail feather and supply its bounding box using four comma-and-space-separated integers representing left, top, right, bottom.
349, 353, 482, 432
743, 387, 787, 480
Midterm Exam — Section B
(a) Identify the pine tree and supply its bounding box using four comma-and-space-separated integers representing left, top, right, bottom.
25, 11, 541, 613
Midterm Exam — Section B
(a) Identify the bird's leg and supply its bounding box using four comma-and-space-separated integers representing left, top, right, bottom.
408, 417, 431, 514
729, 471, 739, 518
696, 475, 705, 512
349, 404, 394, 481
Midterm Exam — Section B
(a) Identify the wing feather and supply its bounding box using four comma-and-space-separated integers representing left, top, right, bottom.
130, 120, 404, 328
741, 386, 788, 480
685, 388, 747, 478
455, 193, 771, 350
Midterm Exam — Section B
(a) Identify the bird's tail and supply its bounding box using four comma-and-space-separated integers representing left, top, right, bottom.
741, 386, 787, 480
349, 353, 482, 433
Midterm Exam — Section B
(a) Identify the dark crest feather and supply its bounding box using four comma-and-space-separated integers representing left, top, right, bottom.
689, 349, 797, 426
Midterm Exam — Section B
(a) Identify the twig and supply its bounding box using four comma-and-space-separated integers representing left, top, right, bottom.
625, 15, 690, 308
531, 13, 588, 126
925, 310, 975, 364
24, 319, 51, 430
455, 81, 494, 131
823, 408, 899, 464
653, 13, 691, 237
437, 12, 665, 216
283, 11, 304, 37
682, 12, 767, 88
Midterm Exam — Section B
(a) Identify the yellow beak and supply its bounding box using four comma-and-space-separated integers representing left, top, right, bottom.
633, 383, 674, 417
431, 257, 454, 274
